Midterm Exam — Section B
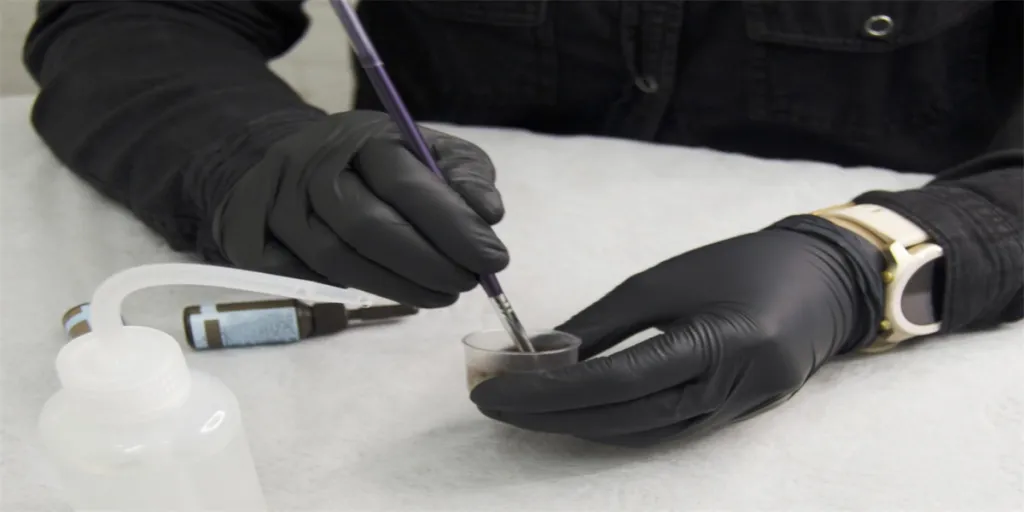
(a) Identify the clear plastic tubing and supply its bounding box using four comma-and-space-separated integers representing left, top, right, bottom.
38, 263, 369, 511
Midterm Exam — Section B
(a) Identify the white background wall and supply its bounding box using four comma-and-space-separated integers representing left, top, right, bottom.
0, 0, 357, 112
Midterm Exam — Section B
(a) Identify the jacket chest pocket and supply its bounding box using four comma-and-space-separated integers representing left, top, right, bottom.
741, 1, 994, 145
409, 0, 557, 110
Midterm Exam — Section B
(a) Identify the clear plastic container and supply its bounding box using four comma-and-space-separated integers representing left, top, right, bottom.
462, 329, 581, 390
38, 263, 373, 511
38, 329, 267, 511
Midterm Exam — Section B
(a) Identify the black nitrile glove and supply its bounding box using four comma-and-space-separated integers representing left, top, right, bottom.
471, 216, 887, 446
210, 111, 508, 308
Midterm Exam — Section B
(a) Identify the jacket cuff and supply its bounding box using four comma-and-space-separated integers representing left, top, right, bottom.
855, 177, 1023, 332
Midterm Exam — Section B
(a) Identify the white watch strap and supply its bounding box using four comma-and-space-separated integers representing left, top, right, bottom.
826, 204, 929, 247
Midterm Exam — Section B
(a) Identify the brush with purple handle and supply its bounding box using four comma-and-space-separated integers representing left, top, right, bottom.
328, 0, 535, 353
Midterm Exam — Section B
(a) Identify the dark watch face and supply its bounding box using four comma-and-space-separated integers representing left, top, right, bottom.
901, 259, 942, 325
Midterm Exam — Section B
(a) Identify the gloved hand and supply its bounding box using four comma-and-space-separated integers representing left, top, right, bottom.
210, 111, 508, 307
470, 216, 885, 446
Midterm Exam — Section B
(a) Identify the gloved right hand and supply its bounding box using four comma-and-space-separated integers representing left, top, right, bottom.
209, 111, 509, 307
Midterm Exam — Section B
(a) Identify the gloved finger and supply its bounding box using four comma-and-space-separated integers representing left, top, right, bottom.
217, 232, 454, 307
425, 130, 504, 224
471, 324, 714, 413
354, 138, 509, 275
582, 383, 790, 447
243, 239, 325, 283
577, 415, 714, 447
476, 378, 721, 439
218, 225, 324, 284
307, 168, 478, 295
555, 276, 688, 360
214, 179, 326, 284
272, 214, 458, 308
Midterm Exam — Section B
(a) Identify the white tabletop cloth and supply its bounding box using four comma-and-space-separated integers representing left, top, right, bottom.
2, 94, 1021, 511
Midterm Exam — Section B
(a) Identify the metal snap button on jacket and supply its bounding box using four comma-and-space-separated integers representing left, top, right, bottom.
863, 14, 895, 38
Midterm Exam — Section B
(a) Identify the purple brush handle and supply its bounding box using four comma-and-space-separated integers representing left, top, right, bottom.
329, 0, 504, 298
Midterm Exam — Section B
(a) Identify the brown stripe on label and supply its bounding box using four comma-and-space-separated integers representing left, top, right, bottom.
62, 303, 88, 326
204, 319, 224, 349
66, 321, 92, 340
218, 299, 295, 312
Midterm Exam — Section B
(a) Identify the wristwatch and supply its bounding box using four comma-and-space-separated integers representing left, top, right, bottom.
813, 203, 944, 353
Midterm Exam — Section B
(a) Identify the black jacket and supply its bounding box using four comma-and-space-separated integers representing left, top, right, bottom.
23, 1, 1022, 333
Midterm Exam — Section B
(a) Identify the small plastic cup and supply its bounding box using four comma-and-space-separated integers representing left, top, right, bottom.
462, 329, 582, 390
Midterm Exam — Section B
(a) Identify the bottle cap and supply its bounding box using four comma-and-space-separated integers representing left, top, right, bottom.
55, 326, 191, 419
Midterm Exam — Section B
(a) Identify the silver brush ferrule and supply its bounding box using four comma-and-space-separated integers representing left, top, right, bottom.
489, 294, 535, 352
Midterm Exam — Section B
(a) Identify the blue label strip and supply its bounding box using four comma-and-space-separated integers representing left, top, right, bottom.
189, 303, 301, 349
63, 304, 91, 335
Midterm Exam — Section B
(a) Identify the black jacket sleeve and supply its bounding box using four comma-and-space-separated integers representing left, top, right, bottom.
855, 2, 1023, 334
23, 0, 327, 255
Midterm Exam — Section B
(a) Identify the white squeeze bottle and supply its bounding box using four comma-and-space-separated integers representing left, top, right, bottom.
38, 264, 372, 511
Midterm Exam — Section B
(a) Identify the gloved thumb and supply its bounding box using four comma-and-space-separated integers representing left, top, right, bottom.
555, 282, 654, 360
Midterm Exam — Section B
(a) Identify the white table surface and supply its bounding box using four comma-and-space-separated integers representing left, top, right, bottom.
1, 94, 1021, 511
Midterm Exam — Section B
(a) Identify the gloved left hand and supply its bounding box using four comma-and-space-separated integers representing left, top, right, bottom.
470, 216, 885, 446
